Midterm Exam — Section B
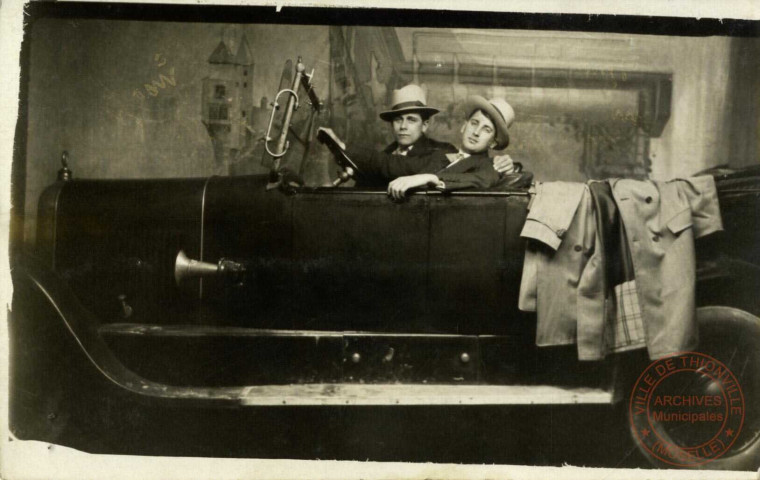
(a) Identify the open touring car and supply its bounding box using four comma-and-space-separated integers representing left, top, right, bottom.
9, 53, 760, 470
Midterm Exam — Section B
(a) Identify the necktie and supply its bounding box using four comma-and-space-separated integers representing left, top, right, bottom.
394, 145, 412, 156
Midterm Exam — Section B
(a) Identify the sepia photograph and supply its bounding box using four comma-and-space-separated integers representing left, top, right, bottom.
3, 2, 760, 478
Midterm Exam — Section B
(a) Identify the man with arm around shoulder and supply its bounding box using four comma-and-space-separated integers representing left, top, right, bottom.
320, 85, 516, 187
384, 95, 516, 199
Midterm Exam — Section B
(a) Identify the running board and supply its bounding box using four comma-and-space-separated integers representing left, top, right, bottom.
240, 384, 614, 406
17, 261, 615, 408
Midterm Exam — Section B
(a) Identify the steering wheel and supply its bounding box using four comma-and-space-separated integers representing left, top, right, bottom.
317, 129, 362, 186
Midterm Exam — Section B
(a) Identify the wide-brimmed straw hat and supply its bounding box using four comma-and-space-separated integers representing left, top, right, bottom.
379, 84, 440, 122
464, 95, 515, 149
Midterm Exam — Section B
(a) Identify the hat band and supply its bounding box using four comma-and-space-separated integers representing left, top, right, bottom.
390, 100, 426, 111
489, 102, 508, 125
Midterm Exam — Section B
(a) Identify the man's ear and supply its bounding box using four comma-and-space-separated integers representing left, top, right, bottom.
421, 119, 430, 133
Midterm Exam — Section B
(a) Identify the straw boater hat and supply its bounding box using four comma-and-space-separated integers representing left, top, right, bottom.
379, 84, 440, 122
464, 95, 515, 149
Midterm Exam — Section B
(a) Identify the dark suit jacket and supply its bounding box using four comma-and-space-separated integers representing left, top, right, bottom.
347, 135, 456, 188
348, 147, 499, 192
381, 135, 457, 157
435, 152, 501, 191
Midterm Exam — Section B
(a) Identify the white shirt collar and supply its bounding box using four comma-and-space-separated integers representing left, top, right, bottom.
393, 144, 414, 156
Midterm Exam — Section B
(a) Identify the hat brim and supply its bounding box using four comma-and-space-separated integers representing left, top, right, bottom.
379, 106, 440, 122
464, 95, 510, 149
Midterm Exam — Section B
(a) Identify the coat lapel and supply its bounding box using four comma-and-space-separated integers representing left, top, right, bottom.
441, 152, 488, 173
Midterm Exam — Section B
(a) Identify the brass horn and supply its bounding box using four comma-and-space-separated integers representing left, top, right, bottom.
174, 250, 219, 285
174, 250, 246, 286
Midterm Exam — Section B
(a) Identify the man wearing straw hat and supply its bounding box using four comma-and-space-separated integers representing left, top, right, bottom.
383, 94, 516, 198
375, 84, 457, 160
322, 94, 515, 197
320, 85, 516, 187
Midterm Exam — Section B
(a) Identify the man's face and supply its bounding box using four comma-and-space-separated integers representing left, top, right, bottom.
460, 110, 496, 154
391, 113, 429, 147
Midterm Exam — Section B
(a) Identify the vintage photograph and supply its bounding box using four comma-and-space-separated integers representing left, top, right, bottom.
5, 2, 760, 476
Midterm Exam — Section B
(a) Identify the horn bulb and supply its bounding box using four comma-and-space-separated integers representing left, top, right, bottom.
174, 250, 219, 285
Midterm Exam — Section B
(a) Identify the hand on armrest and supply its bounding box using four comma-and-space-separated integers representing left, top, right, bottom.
387, 174, 440, 200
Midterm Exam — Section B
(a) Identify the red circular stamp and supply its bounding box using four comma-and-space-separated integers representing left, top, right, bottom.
629, 351, 745, 467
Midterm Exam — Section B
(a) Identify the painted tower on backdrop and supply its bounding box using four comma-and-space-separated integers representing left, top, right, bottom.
202, 33, 255, 170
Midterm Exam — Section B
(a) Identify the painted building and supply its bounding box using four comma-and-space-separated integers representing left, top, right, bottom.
202, 34, 255, 170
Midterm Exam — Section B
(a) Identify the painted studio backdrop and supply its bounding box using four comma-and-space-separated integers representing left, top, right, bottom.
24, 20, 760, 244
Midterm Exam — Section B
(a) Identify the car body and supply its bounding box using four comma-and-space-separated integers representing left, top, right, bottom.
9, 163, 760, 468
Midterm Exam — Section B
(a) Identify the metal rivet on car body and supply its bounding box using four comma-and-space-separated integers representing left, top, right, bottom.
351, 352, 361, 363
460, 352, 471, 363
